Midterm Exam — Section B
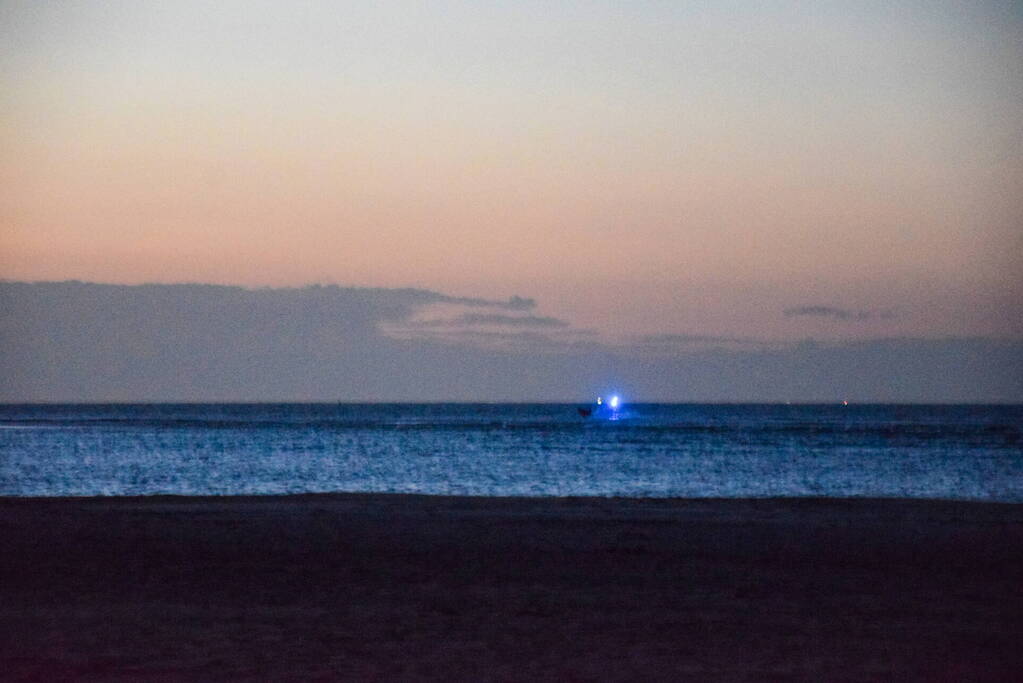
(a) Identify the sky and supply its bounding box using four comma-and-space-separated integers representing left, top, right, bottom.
1, 1, 1022, 400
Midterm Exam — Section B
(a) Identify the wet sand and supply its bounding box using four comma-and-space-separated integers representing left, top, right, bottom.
1, 494, 1021, 681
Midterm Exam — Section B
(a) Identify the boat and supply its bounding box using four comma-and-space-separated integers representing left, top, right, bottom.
578, 395, 621, 419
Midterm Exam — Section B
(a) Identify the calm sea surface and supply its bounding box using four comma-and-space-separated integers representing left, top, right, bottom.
1, 403, 1020, 500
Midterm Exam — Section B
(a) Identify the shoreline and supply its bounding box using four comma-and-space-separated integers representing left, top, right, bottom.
5, 492, 1023, 505
5, 490, 1023, 499
2, 494, 1021, 679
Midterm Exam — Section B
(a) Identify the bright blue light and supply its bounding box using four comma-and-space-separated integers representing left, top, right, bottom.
609, 395, 620, 409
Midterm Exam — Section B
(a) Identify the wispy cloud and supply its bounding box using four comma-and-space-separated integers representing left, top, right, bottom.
433, 329, 562, 345
439, 294, 536, 310
639, 333, 749, 345
343, 286, 535, 312
784, 306, 898, 321
414, 313, 569, 328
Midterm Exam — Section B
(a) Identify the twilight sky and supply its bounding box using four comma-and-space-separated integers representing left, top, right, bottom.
2, 0, 1021, 346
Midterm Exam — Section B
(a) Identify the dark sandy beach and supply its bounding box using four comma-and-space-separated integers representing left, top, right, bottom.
1, 494, 1021, 681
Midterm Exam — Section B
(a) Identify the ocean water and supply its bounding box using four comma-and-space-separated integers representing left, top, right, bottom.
1, 403, 1020, 500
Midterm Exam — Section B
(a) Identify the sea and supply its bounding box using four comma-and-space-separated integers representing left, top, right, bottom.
1, 403, 1021, 501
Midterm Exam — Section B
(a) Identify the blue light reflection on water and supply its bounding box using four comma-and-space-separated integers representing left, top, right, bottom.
0, 403, 1020, 500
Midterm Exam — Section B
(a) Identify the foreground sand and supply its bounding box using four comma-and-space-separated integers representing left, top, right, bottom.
1, 494, 1021, 681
